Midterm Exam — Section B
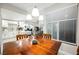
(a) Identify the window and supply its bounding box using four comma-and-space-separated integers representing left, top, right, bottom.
46, 4, 77, 44
47, 20, 76, 43
59, 20, 76, 43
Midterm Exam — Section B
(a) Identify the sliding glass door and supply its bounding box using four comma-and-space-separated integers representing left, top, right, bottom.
47, 22, 58, 39
51, 22, 58, 39
47, 19, 76, 43
59, 20, 76, 43
47, 23, 52, 34
46, 4, 77, 44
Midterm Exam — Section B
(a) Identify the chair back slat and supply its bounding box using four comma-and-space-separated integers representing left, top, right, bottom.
16, 34, 28, 40
43, 34, 51, 40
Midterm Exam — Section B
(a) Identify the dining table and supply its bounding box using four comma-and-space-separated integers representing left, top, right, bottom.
3, 37, 61, 55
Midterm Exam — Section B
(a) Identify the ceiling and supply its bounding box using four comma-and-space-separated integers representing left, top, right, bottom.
10, 3, 54, 14
1, 3, 76, 22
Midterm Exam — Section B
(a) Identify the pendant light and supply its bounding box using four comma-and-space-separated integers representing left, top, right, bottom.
26, 14, 32, 20
39, 15, 44, 21
32, 6, 39, 17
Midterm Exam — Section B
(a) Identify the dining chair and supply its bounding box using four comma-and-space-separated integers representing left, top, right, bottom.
36, 34, 43, 40
16, 34, 28, 40
43, 34, 51, 40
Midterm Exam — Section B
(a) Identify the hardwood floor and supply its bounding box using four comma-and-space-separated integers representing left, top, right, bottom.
3, 38, 61, 55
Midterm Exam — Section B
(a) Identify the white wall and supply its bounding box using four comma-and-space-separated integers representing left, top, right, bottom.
43, 16, 47, 33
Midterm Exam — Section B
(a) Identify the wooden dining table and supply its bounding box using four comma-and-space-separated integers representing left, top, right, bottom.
3, 38, 61, 55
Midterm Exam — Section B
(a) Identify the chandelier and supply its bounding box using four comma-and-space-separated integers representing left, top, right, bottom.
26, 6, 44, 21
32, 6, 39, 17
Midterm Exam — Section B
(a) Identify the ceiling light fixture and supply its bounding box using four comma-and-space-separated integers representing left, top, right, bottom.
39, 15, 44, 21
32, 6, 39, 17
26, 14, 32, 20
26, 6, 44, 21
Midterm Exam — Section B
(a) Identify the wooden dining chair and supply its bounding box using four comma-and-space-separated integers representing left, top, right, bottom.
23, 34, 28, 39
77, 46, 79, 55
16, 34, 28, 40
36, 34, 43, 40
43, 34, 51, 40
